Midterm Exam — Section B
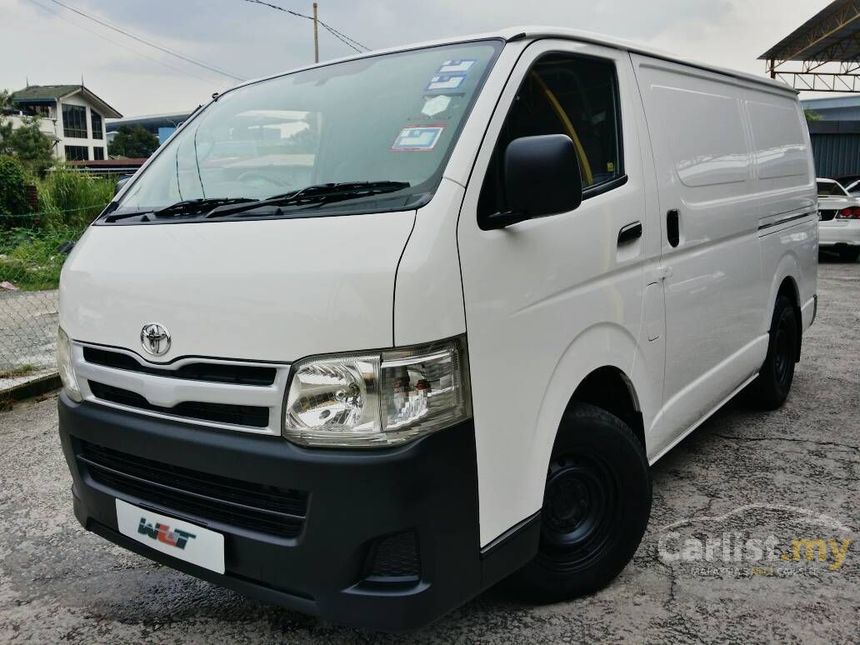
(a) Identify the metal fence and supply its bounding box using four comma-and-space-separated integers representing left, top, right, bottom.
1, 216, 65, 378
0, 288, 58, 375
1, 170, 113, 381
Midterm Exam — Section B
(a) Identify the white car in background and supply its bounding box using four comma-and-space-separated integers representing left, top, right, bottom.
817, 178, 860, 262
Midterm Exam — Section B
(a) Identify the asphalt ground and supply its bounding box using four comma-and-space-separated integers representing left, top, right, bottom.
1, 259, 857, 643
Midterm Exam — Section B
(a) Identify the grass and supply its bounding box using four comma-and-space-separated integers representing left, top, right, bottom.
38, 168, 115, 230
0, 363, 36, 379
0, 226, 82, 291
0, 168, 114, 291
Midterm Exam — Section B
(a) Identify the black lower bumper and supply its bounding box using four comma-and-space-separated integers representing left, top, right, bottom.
58, 394, 536, 631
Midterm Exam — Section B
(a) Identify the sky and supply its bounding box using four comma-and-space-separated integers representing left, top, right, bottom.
0, 0, 838, 117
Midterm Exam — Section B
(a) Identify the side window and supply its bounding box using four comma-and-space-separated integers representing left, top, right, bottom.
478, 53, 623, 219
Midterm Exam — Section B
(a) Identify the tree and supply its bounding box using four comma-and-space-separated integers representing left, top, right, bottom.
3, 118, 54, 175
0, 91, 14, 153
0, 155, 28, 218
0, 89, 55, 176
109, 125, 159, 158
804, 109, 822, 123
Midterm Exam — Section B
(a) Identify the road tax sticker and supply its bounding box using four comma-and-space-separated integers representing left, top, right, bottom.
438, 59, 476, 74
426, 74, 466, 92
392, 126, 445, 151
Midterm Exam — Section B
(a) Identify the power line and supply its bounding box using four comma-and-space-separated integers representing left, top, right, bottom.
242, 0, 315, 22
241, 0, 369, 53
319, 23, 364, 53
319, 21, 368, 52
40, 0, 246, 82
24, 0, 218, 85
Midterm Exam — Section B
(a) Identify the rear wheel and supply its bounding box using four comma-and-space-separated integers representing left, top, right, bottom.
838, 247, 860, 262
745, 294, 798, 410
513, 403, 651, 601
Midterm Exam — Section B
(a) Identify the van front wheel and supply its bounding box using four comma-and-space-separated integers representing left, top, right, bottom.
513, 403, 651, 601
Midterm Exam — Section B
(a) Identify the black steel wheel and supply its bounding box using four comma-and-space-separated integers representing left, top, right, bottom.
513, 403, 651, 601
745, 294, 798, 410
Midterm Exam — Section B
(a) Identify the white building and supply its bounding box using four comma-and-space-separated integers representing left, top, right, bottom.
9, 84, 122, 162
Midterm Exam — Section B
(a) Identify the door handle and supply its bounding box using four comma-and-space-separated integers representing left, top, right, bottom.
617, 221, 643, 246
666, 209, 680, 248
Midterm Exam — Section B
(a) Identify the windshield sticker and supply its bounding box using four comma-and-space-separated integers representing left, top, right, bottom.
392, 126, 445, 151
438, 59, 476, 74
426, 73, 466, 93
421, 95, 452, 118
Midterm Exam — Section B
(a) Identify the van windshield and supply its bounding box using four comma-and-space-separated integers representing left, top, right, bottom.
109, 40, 502, 223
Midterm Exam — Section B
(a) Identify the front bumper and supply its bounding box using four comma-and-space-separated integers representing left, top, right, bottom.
58, 394, 535, 631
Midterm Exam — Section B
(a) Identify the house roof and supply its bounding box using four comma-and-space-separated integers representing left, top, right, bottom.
11, 84, 122, 118
106, 111, 192, 131
11, 84, 81, 101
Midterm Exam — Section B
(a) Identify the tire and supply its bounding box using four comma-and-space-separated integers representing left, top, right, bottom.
513, 403, 651, 602
745, 294, 798, 410
838, 247, 860, 262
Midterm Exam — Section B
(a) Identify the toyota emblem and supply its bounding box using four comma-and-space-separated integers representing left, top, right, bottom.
140, 323, 171, 357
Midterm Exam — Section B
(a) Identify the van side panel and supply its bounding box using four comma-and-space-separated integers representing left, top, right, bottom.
632, 55, 816, 458
744, 93, 818, 333
633, 56, 767, 454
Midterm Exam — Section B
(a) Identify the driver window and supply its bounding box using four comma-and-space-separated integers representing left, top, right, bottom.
478, 53, 623, 219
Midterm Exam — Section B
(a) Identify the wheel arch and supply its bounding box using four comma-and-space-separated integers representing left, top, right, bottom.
772, 272, 802, 361
527, 322, 651, 522
764, 251, 804, 357
566, 366, 645, 450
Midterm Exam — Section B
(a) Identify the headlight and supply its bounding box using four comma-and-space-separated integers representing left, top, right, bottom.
56, 327, 82, 402
284, 337, 470, 447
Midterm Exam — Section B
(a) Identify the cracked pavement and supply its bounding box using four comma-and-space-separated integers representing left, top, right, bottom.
1, 260, 858, 643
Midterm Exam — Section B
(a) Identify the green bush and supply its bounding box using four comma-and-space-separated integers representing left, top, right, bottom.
0, 154, 28, 219
38, 167, 114, 230
0, 167, 114, 290
0, 225, 79, 291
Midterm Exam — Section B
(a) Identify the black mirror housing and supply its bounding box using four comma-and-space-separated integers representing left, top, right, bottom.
495, 134, 583, 227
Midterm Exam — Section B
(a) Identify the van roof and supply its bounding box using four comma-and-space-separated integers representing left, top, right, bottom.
493, 26, 797, 93
228, 26, 797, 97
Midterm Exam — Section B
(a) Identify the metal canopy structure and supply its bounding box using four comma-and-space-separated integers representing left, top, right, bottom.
760, 0, 860, 92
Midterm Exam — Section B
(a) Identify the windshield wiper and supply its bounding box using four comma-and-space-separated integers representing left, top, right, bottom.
155, 197, 258, 216
103, 197, 259, 223
204, 181, 411, 219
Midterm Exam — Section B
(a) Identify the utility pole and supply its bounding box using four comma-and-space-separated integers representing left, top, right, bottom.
312, 2, 319, 63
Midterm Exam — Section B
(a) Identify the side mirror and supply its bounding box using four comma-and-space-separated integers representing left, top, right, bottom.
485, 134, 583, 229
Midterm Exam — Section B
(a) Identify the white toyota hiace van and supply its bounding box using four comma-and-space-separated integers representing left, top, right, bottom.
57, 28, 818, 630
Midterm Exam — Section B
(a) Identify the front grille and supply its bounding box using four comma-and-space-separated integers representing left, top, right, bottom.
88, 381, 269, 428
363, 531, 420, 581
83, 347, 277, 386
78, 441, 308, 538
820, 209, 837, 221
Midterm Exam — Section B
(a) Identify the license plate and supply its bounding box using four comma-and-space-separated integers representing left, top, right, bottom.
115, 499, 225, 574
